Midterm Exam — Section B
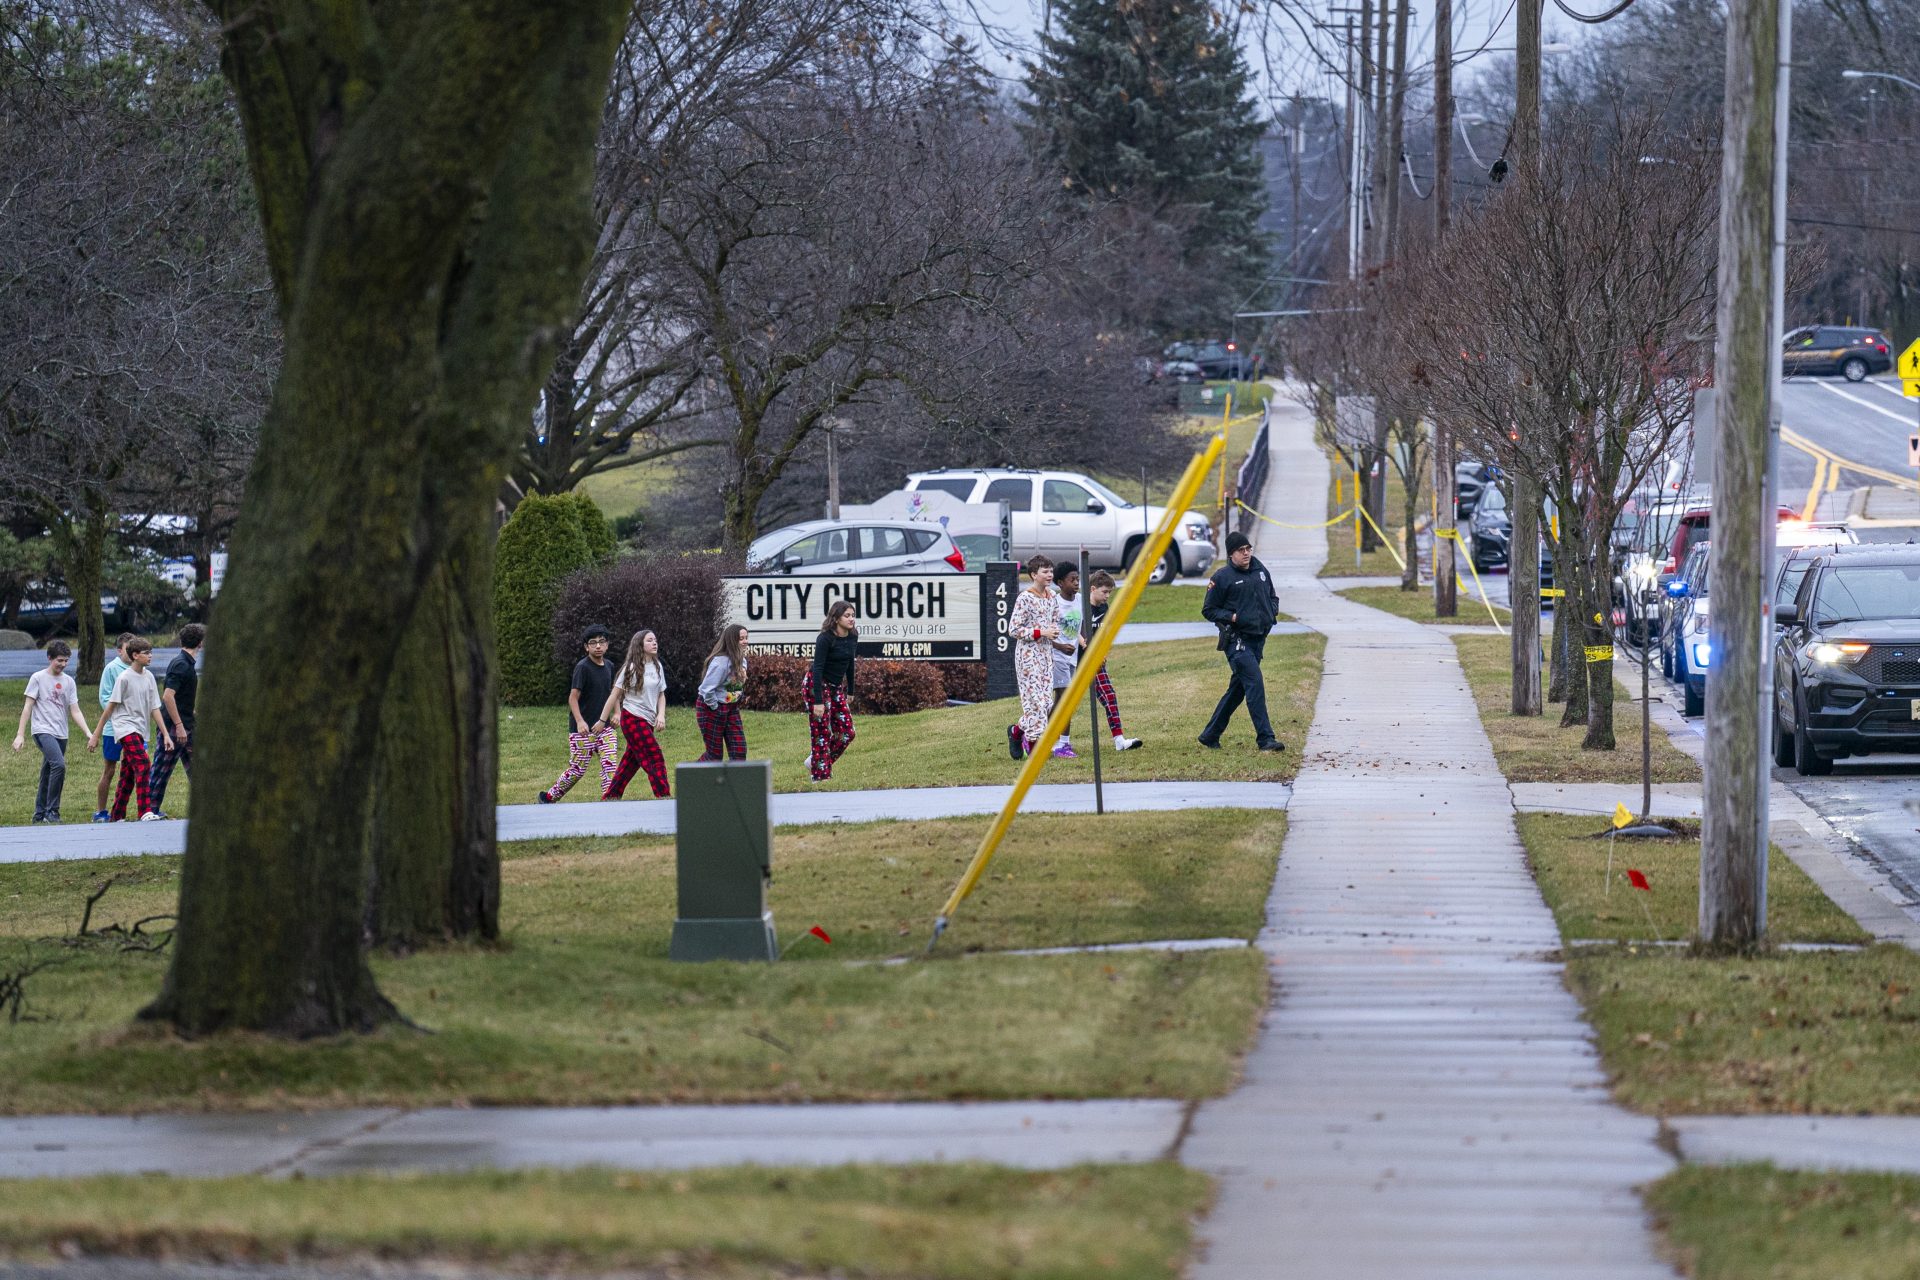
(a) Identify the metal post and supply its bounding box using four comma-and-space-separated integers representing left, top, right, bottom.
826, 422, 840, 520
1080, 547, 1102, 814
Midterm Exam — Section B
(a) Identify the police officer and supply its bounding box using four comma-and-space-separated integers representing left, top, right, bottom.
1198, 531, 1285, 752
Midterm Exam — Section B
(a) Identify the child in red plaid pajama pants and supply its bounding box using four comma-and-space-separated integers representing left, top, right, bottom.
805, 602, 859, 781
696, 624, 751, 761
1086, 572, 1141, 751
87, 637, 173, 820
594, 629, 671, 799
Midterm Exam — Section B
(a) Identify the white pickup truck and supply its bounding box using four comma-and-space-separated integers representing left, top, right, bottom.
904, 468, 1216, 582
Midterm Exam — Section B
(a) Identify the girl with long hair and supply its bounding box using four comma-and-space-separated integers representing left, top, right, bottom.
1006, 555, 1061, 760
594, 629, 670, 799
804, 600, 858, 782
696, 623, 750, 761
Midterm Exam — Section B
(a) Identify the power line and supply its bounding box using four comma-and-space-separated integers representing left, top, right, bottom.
1789, 213, 1920, 236
1550, 0, 1640, 23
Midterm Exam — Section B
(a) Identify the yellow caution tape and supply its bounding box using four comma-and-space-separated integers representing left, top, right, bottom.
1540, 588, 1566, 598
1433, 528, 1508, 634
1584, 645, 1614, 663
1235, 499, 1358, 531
1352, 503, 1408, 571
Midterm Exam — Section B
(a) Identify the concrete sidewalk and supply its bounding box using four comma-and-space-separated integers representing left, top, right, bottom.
1180, 395, 1677, 1278
0, 1100, 1186, 1180
0, 781, 1292, 864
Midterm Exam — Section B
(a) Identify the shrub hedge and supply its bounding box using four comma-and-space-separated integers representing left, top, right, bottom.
740, 653, 948, 716
551, 551, 738, 706
565, 492, 618, 563
496, 494, 598, 705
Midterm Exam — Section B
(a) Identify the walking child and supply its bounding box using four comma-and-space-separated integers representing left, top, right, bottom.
91, 633, 134, 822
1085, 571, 1142, 751
148, 623, 205, 816
1006, 555, 1060, 760
12, 640, 92, 824
696, 624, 750, 761
1047, 565, 1083, 759
804, 601, 858, 781
538, 624, 618, 803
86, 637, 172, 821
594, 629, 671, 800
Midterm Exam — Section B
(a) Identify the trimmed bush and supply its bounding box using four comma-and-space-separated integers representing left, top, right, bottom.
496, 494, 597, 705
564, 492, 617, 564
551, 552, 739, 706
741, 653, 947, 716
937, 662, 989, 703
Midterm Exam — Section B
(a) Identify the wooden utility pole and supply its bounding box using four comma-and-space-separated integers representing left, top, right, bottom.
1432, 0, 1457, 616
1383, 0, 1412, 262
1369, 0, 1392, 263
1701, 0, 1788, 949
1508, 0, 1544, 716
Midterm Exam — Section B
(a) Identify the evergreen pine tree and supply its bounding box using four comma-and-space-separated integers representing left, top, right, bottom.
1023, 0, 1269, 313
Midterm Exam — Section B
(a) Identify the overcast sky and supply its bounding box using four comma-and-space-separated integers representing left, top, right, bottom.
947, 0, 1591, 128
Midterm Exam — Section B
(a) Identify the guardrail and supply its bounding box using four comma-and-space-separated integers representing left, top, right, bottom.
1233, 402, 1272, 536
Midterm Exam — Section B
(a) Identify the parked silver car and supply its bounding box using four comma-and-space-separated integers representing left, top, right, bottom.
744, 518, 968, 575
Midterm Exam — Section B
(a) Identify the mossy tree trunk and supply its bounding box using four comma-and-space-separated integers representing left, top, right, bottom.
144, 0, 624, 1036
366, 513, 499, 950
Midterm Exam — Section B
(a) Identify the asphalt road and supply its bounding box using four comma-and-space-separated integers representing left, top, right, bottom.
1778, 374, 1919, 524
0, 649, 185, 681
1621, 640, 1920, 909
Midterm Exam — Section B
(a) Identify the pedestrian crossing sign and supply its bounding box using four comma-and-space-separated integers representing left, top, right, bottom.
1903, 338, 1920, 396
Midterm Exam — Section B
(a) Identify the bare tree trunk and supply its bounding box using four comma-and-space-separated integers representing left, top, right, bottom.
1433, 426, 1456, 613
1556, 523, 1590, 726
1583, 539, 1618, 750
46, 501, 110, 682
1510, 477, 1542, 716
1701, 0, 1783, 950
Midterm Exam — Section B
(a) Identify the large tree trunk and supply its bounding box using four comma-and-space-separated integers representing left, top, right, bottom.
47, 503, 110, 682
367, 515, 500, 949
145, 1, 623, 1037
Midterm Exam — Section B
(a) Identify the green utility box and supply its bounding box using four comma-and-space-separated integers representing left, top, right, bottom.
669, 760, 777, 962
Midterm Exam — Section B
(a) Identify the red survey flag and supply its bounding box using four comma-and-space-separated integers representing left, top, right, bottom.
809, 926, 833, 944
1627, 869, 1651, 892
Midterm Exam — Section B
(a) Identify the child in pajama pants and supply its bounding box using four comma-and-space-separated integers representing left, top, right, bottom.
1085, 571, 1141, 751
1006, 555, 1062, 760
540, 624, 618, 802
594, 628, 670, 800
696, 624, 750, 761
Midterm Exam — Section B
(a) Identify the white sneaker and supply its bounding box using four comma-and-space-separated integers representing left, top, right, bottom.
1114, 735, 1141, 751
139, 811, 163, 822
803, 753, 815, 774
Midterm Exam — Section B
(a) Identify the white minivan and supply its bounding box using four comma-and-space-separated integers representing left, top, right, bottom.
904, 468, 1215, 582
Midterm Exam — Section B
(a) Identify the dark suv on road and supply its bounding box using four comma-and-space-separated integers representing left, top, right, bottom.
1782, 326, 1894, 382
1773, 547, 1920, 775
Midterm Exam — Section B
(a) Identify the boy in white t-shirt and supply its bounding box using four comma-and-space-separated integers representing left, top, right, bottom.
12, 640, 92, 823
86, 636, 173, 822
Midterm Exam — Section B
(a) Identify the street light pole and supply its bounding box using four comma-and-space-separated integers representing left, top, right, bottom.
1841, 68, 1920, 92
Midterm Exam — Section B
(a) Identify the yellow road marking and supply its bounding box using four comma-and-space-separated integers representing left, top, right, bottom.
1800, 450, 1828, 519
1780, 426, 1919, 493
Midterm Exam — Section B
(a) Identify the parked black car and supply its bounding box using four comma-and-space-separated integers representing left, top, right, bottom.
1772, 547, 1920, 775
1467, 484, 1555, 587
1782, 325, 1894, 382
1166, 340, 1261, 382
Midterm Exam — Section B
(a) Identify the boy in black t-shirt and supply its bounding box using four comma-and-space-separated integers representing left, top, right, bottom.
539, 624, 617, 803
149, 623, 205, 815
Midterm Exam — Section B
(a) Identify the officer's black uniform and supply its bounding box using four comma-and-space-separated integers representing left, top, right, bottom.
1198, 549, 1283, 749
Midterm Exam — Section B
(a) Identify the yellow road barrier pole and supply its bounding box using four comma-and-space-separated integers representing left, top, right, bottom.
927, 434, 1227, 953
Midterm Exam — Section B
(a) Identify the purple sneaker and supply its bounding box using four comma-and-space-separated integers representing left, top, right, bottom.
1051, 741, 1078, 759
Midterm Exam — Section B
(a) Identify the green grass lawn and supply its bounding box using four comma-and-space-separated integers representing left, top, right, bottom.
1450, 633, 1701, 785
1336, 584, 1509, 627
1, 635, 1320, 825
0, 1163, 1211, 1280
1515, 815, 1920, 1116
502, 635, 1323, 802
1648, 1165, 1920, 1280
0, 808, 1278, 1113
1519, 814, 1868, 946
